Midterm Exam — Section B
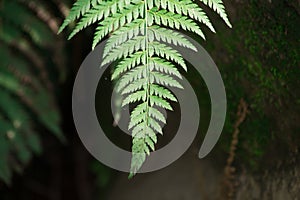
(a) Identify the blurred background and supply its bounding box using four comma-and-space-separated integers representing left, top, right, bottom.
0, 0, 299, 199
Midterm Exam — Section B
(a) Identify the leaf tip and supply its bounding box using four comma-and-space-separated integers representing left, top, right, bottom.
128, 172, 135, 179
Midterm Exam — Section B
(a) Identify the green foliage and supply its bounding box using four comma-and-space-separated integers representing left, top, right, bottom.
0, 0, 63, 184
60, 0, 231, 176
199, 0, 231, 28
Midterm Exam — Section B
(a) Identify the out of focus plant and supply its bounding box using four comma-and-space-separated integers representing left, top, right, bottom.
0, 0, 65, 184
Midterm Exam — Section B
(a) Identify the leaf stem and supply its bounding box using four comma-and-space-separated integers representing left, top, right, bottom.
144, 0, 150, 135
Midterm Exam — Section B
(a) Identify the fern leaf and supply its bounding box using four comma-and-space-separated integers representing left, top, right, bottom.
104, 19, 146, 57
129, 152, 146, 177
102, 36, 146, 66
149, 57, 182, 79
0, 91, 29, 128
150, 72, 183, 89
116, 65, 146, 92
1, 1, 53, 45
59, 0, 232, 178
145, 137, 155, 151
149, 84, 178, 101
199, 0, 232, 28
154, 0, 216, 33
68, 0, 137, 39
149, 42, 187, 71
149, 95, 173, 111
132, 123, 145, 137
130, 102, 147, 118
149, 26, 197, 51
58, 0, 91, 33
148, 107, 166, 123
92, 1, 145, 49
91, 0, 102, 7
121, 78, 147, 95
111, 51, 146, 80
129, 112, 145, 129
149, 8, 206, 39
122, 90, 147, 106
148, 118, 162, 134
1, 0, 63, 184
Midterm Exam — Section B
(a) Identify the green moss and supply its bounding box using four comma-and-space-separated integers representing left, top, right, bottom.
205, 0, 300, 171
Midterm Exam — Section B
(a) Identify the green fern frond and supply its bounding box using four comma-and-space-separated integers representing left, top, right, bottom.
91, 0, 102, 7
148, 118, 162, 134
111, 51, 146, 80
148, 26, 197, 51
130, 102, 147, 119
116, 65, 146, 92
1, 0, 53, 45
0, 91, 29, 129
122, 90, 147, 106
129, 111, 146, 129
58, 0, 92, 33
199, 0, 232, 28
149, 95, 173, 110
148, 8, 206, 39
121, 78, 147, 95
149, 84, 178, 101
68, 0, 137, 39
129, 152, 145, 176
152, 0, 216, 32
60, 0, 231, 177
150, 72, 183, 89
149, 57, 182, 79
148, 107, 166, 123
148, 42, 187, 71
102, 36, 146, 66
104, 19, 146, 57
1, 0, 63, 184
92, 1, 145, 48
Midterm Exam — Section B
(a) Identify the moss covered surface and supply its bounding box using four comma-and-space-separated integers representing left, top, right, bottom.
202, 0, 300, 172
